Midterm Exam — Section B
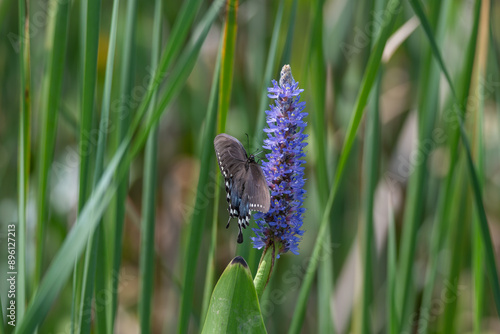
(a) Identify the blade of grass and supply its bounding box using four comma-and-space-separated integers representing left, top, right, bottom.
305, 0, 334, 332
178, 1, 238, 332
279, 0, 298, 66
287, 1, 401, 332
387, 197, 398, 334
128, 0, 204, 152
397, 0, 448, 329
252, 0, 284, 150
361, 72, 381, 334
441, 160, 470, 333
246, 0, 285, 273
110, 0, 137, 328
15, 2, 223, 331
17, 0, 30, 323
409, 0, 456, 97
35, 0, 70, 292
76, 0, 102, 332
71, 3, 88, 331
413, 0, 500, 318
90, 0, 121, 332
200, 48, 222, 324
361, 1, 385, 331
138, 0, 162, 332
472, 1, 489, 331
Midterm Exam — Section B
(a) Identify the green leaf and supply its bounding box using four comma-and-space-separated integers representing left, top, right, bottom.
138, 0, 162, 332
17, 0, 32, 323
202, 257, 267, 334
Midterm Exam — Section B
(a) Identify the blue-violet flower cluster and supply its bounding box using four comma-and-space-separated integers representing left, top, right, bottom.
252, 65, 308, 255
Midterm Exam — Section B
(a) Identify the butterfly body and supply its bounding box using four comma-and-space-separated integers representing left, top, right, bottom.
214, 134, 270, 243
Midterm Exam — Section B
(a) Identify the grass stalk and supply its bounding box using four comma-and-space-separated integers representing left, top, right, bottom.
178, 1, 237, 332
90, 0, 121, 332
387, 199, 398, 334
361, 72, 381, 334
246, 0, 285, 272
472, 1, 489, 331
35, 0, 70, 292
76, 0, 102, 332
200, 48, 222, 324
110, 0, 137, 328
138, 0, 162, 332
17, 0, 30, 323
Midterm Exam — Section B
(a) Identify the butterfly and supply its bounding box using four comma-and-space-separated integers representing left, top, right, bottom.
214, 133, 271, 243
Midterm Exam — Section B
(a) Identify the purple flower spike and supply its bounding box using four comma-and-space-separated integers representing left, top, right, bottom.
251, 65, 308, 255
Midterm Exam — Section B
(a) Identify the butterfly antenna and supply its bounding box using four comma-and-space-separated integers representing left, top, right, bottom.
226, 216, 231, 229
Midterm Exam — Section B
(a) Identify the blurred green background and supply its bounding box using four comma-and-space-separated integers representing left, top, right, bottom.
1, 0, 500, 333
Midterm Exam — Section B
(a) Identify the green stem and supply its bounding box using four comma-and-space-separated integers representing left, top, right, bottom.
254, 244, 276, 299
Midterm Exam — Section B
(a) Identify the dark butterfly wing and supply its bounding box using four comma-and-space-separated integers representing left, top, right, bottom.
214, 134, 247, 178
214, 134, 270, 243
246, 163, 271, 213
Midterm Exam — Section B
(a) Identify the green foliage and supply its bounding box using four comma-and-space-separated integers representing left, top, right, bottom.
202, 257, 266, 334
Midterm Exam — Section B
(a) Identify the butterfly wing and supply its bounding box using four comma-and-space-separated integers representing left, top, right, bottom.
214, 133, 247, 176
214, 134, 270, 243
214, 134, 248, 239
245, 162, 271, 213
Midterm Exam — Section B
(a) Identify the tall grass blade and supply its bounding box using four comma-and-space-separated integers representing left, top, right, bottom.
409, 0, 456, 97
178, 1, 237, 332
252, 0, 284, 149
76, 0, 102, 332
91, 0, 121, 332
387, 198, 398, 334
246, 0, 285, 272
287, 1, 401, 332
110, 0, 137, 327
17, 0, 30, 323
200, 49, 222, 323
71, 3, 88, 332
305, 0, 334, 332
34, 0, 70, 292
472, 1, 489, 331
138, 0, 162, 332
279, 0, 298, 66
360, 0, 385, 331
15, 1, 223, 331
361, 73, 381, 334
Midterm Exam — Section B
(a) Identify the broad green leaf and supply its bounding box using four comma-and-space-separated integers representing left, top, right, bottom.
202, 257, 267, 334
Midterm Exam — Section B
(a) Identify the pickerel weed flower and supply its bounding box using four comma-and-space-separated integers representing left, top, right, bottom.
252, 65, 307, 255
